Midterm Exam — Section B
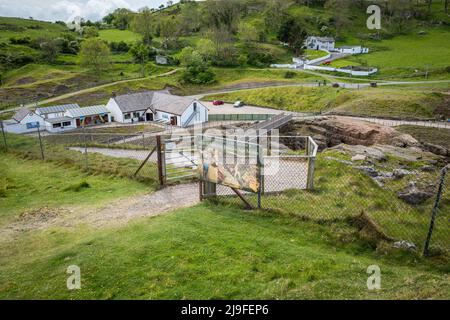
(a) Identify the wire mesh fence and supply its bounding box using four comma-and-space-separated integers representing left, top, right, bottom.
1, 128, 448, 256
198, 134, 449, 255
1, 130, 160, 185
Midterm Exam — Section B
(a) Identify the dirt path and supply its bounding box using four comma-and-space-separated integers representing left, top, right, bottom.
0, 183, 200, 241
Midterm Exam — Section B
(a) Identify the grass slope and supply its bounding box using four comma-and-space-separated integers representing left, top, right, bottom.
0, 153, 147, 227
397, 126, 450, 150
204, 86, 448, 119
0, 198, 448, 299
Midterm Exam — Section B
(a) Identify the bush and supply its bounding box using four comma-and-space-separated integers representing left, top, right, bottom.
284, 71, 296, 79
110, 41, 130, 53
181, 51, 216, 85
9, 37, 32, 45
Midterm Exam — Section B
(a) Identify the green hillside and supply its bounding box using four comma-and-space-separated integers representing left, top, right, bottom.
1, 0, 450, 109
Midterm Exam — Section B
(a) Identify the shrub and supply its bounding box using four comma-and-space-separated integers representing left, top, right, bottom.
284, 71, 296, 79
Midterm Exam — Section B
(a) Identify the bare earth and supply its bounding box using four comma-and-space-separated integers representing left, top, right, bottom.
0, 183, 200, 241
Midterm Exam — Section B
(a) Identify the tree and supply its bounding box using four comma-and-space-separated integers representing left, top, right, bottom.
178, 46, 195, 66
129, 43, 150, 76
203, 0, 242, 33
196, 38, 215, 60
79, 38, 111, 74
83, 26, 99, 38
39, 38, 60, 63
181, 51, 216, 84
132, 7, 154, 45
277, 18, 307, 56
238, 22, 258, 43
159, 17, 180, 50
179, 2, 201, 34
105, 8, 134, 30
324, 0, 351, 37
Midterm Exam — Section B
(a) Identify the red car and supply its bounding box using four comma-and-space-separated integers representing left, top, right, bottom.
212, 100, 224, 106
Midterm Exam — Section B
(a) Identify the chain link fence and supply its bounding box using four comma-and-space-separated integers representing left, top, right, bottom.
1, 128, 448, 256
199, 134, 449, 255
0, 129, 160, 185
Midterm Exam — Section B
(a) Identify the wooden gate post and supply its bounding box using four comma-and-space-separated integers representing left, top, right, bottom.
156, 135, 164, 186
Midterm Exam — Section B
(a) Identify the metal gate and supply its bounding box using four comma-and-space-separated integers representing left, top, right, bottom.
163, 135, 199, 183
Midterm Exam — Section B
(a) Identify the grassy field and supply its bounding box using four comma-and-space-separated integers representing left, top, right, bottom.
0, 153, 448, 299
4, 133, 159, 185
331, 29, 450, 80
204, 86, 449, 119
98, 29, 142, 43
0, 153, 148, 227
397, 125, 450, 150
47, 67, 322, 106
0, 17, 67, 42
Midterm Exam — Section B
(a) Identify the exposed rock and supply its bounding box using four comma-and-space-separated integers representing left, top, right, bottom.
422, 143, 449, 157
351, 154, 367, 161
397, 182, 434, 205
392, 134, 419, 148
354, 165, 379, 177
393, 240, 417, 251
420, 165, 435, 172
331, 144, 387, 161
392, 168, 411, 179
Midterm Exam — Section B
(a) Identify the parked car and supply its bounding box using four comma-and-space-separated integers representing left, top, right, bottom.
234, 101, 245, 108
332, 83, 340, 88
212, 100, 224, 106
322, 60, 331, 65
370, 82, 378, 87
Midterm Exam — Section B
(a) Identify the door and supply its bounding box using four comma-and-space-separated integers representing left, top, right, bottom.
76, 118, 81, 127
146, 113, 153, 121
170, 116, 177, 126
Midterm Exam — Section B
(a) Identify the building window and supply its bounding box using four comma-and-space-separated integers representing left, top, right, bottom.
52, 123, 62, 128
133, 112, 140, 118
124, 113, 131, 120
62, 121, 71, 127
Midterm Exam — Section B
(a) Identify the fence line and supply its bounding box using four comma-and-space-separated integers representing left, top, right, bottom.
1, 130, 448, 255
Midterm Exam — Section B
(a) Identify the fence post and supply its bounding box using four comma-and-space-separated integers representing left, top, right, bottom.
0, 120, 7, 152
37, 125, 44, 160
156, 135, 164, 186
423, 165, 448, 256
82, 127, 89, 169
257, 132, 262, 209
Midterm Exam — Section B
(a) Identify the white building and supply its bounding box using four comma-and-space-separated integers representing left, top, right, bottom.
336, 45, 369, 54
106, 91, 208, 127
305, 36, 335, 51
3, 108, 45, 134
65, 105, 111, 128
44, 117, 76, 133
35, 104, 80, 119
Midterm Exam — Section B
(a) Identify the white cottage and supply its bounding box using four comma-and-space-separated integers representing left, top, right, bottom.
305, 36, 335, 51
3, 108, 45, 134
106, 91, 208, 127
336, 45, 369, 54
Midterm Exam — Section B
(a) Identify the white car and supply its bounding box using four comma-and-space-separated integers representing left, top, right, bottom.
234, 101, 245, 108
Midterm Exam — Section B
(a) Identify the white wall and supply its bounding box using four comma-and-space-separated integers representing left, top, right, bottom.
45, 119, 76, 133
304, 64, 378, 76
105, 99, 125, 123
4, 113, 45, 134
181, 101, 208, 127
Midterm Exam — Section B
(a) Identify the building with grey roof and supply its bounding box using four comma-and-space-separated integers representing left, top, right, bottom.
106, 91, 208, 127
35, 104, 80, 119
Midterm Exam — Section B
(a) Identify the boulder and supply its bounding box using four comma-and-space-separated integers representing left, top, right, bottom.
392, 168, 411, 179
392, 134, 419, 148
351, 154, 367, 161
397, 182, 434, 205
393, 240, 417, 251
354, 165, 379, 177
420, 165, 435, 172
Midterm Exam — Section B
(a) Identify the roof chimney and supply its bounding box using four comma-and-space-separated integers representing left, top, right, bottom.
112, 91, 117, 98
